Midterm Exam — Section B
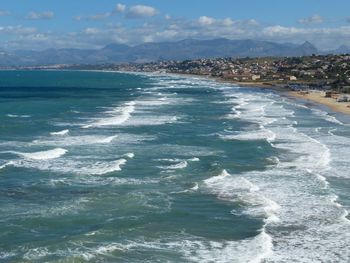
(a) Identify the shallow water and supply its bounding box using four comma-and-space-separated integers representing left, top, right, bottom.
0, 71, 349, 262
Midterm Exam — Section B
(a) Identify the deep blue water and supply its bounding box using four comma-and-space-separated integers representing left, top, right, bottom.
0, 70, 349, 262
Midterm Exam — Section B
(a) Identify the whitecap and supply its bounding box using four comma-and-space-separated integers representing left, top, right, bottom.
0, 161, 14, 170
50, 129, 69, 136
11, 148, 67, 160
221, 129, 276, 142
312, 109, 344, 125
83, 102, 135, 128
190, 182, 199, 191
7, 114, 31, 118
123, 153, 135, 159
163, 161, 188, 170
33, 135, 118, 146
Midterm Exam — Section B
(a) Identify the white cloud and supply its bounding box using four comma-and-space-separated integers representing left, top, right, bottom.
298, 14, 324, 25
87, 13, 111, 21
26, 11, 54, 20
143, 35, 154, 42
83, 27, 100, 35
263, 25, 305, 36
3, 14, 350, 51
0, 25, 38, 35
222, 18, 234, 27
247, 19, 259, 26
114, 3, 126, 13
198, 16, 216, 26
127, 5, 158, 18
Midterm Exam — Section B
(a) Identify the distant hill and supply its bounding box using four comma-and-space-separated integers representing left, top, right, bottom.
328, 45, 350, 55
0, 38, 322, 66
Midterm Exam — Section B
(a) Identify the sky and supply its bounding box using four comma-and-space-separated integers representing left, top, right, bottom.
1, 0, 350, 51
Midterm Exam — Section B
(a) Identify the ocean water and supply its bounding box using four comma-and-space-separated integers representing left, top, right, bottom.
0, 70, 349, 262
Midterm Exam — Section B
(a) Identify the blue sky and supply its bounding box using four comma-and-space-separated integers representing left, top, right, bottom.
1, 0, 350, 50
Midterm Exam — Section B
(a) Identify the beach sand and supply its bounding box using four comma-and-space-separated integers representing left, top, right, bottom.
289, 90, 350, 115
215, 77, 350, 115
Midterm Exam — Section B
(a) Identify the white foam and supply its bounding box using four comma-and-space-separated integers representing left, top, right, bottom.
272, 126, 331, 171
221, 129, 276, 142
7, 114, 31, 118
70, 233, 274, 263
327, 128, 337, 135
190, 182, 199, 191
12, 148, 67, 160
33, 135, 118, 146
73, 159, 127, 175
312, 109, 344, 125
123, 152, 135, 159
96, 135, 118, 143
134, 98, 172, 106
188, 157, 200, 162
0, 251, 16, 259
50, 129, 69, 136
11, 158, 127, 175
83, 102, 135, 128
160, 160, 188, 170
180, 232, 274, 263
0, 161, 13, 170
203, 169, 278, 260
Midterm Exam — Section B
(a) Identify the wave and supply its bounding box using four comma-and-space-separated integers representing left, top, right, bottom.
95, 135, 118, 143
123, 152, 135, 159
203, 169, 278, 260
122, 115, 179, 127
6, 114, 31, 118
190, 182, 199, 191
50, 129, 69, 136
10, 148, 67, 160
0, 161, 15, 170
9, 157, 127, 175
221, 129, 276, 142
203, 170, 279, 220
83, 102, 135, 128
312, 109, 344, 125
33, 135, 118, 146
134, 98, 172, 106
89, 159, 127, 175
53, 232, 273, 263
159, 160, 188, 170
272, 126, 331, 171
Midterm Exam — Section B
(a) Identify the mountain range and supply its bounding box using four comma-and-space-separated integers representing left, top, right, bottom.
0, 38, 347, 66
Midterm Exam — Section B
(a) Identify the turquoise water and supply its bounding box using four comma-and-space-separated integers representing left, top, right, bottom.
0, 70, 349, 262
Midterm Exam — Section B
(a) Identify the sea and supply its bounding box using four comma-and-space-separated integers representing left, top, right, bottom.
0, 70, 349, 262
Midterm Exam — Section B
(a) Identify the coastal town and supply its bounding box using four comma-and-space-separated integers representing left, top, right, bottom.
64, 54, 350, 92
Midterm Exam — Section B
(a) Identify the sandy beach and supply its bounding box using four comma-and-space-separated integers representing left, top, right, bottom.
213, 77, 350, 115
212, 76, 350, 116
288, 90, 350, 115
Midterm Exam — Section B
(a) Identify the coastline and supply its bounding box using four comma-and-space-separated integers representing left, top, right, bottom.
171, 72, 350, 116
228, 81, 350, 116
288, 90, 350, 115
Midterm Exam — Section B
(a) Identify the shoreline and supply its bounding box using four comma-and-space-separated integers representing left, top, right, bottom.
288, 90, 350, 115
172, 72, 350, 116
